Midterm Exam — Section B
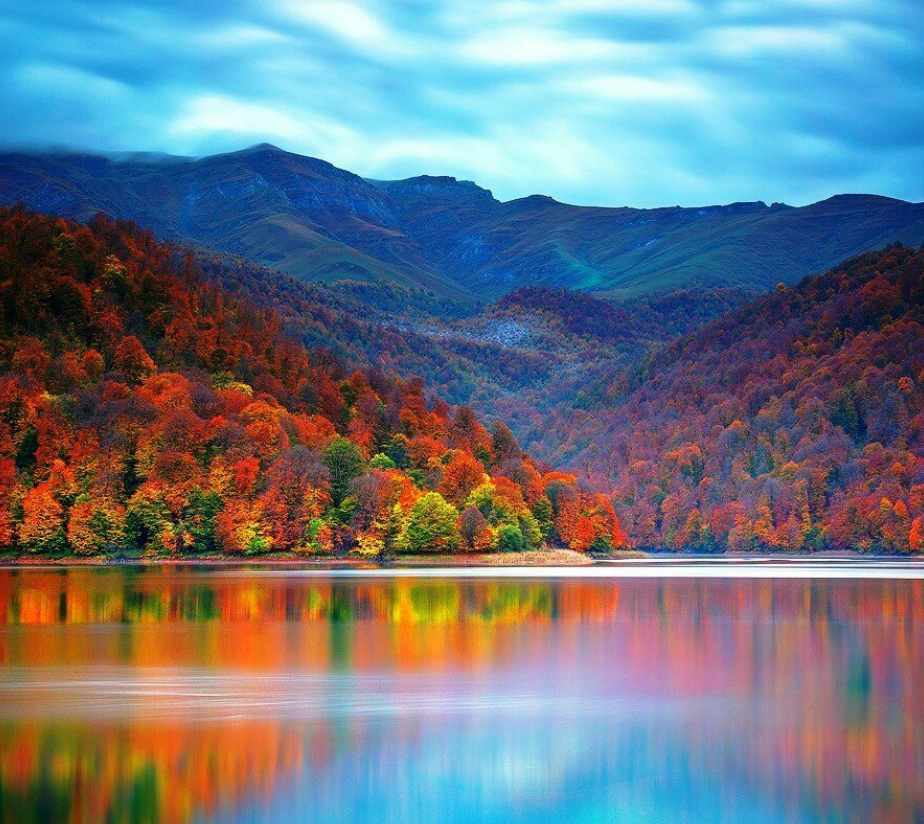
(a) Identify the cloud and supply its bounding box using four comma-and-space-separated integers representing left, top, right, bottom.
15, 62, 130, 99
0, 0, 921, 207
271, 0, 410, 56
196, 25, 291, 50
706, 24, 848, 55
455, 29, 624, 66
553, 74, 710, 103
169, 95, 308, 142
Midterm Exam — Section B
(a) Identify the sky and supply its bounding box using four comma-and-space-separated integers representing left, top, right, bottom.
2, 0, 922, 207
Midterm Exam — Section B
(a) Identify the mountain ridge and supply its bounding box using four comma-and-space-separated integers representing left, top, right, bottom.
1, 143, 922, 301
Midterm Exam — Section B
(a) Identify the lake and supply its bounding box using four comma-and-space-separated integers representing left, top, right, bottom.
0, 564, 922, 823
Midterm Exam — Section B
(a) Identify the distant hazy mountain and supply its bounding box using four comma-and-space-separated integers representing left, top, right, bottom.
1, 143, 922, 300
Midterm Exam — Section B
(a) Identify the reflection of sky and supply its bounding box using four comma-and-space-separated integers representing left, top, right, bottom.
221, 707, 806, 824
1, 1, 922, 207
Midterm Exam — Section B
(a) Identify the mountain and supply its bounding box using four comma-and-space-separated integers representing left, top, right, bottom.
0, 206, 627, 558
183, 238, 757, 442
184, 223, 924, 556
0, 145, 473, 301
1, 145, 922, 301
385, 187, 924, 298
525, 244, 924, 553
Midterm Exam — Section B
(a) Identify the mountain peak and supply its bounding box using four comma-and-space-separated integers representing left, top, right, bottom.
370, 174, 497, 205
509, 194, 560, 207
814, 193, 912, 207
241, 142, 286, 154
222, 142, 297, 162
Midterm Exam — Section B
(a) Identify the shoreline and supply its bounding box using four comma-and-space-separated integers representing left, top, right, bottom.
1, 550, 923, 579
1, 549, 921, 567
0, 548, 610, 568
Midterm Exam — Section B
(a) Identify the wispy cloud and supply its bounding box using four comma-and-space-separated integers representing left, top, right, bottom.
455, 29, 623, 67
273, 0, 404, 53
0, 0, 922, 206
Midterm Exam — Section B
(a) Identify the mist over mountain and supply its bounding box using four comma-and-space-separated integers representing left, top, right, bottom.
2, 144, 921, 302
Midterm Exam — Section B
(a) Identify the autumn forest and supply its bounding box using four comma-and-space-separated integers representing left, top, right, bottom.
0, 207, 626, 559
0, 201, 923, 558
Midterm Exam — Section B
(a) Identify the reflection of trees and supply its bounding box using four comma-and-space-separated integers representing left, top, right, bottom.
3, 571, 921, 633
0, 721, 306, 824
0, 571, 922, 823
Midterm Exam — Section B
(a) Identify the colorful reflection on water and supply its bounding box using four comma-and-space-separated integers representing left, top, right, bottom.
0, 567, 921, 823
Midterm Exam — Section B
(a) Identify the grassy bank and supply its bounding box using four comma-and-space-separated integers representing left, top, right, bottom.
0, 548, 647, 567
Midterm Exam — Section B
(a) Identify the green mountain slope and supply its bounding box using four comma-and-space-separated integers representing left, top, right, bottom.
379, 183, 924, 297
0, 145, 474, 301
2, 144, 921, 301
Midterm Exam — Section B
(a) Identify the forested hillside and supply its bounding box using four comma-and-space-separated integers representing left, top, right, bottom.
540, 245, 924, 553
0, 207, 627, 558
147, 238, 924, 555
184, 244, 753, 430
2, 206, 921, 555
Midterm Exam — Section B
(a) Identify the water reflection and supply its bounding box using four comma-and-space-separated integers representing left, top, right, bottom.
0, 568, 921, 823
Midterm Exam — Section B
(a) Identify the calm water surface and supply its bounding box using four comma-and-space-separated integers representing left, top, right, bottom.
0, 566, 921, 823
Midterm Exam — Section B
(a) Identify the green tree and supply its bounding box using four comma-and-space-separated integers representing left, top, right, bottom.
397, 492, 460, 553
497, 523, 526, 553
532, 495, 554, 542
518, 512, 543, 549
181, 489, 224, 554
323, 436, 366, 506
126, 487, 176, 554
383, 435, 410, 469
369, 452, 396, 470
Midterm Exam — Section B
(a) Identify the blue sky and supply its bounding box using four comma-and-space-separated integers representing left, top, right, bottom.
2, 0, 922, 207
